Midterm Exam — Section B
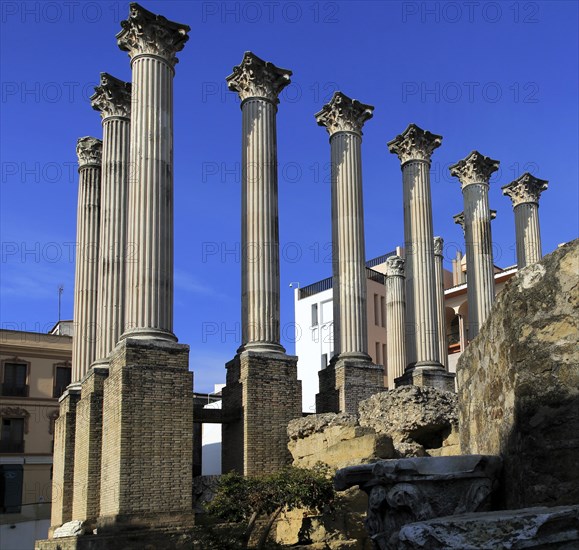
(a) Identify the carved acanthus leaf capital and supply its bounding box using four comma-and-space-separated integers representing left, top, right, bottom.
385, 255, 405, 277
76, 137, 102, 167
315, 92, 374, 136
116, 3, 190, 67
387, 123, 442, 164
453, 212, 465, 232
449, 150, 500, 187
226, 51, 291, 103
454, 210, 496, 235
91, 73, 132, 119
502, 172, 548, 207
433, 236, 444, 256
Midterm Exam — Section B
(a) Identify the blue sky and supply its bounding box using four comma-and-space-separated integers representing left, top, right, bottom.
1, 1, 578, 392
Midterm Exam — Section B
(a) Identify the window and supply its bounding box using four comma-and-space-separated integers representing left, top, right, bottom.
0, 465, 23, 514
375, 342, 382, 366
374, 294, 380, 326
0, 418, 25, 453
311, 304, 318, 326
382, 344, 387, 367
53, 364, 71, 398
380, 296, 386, 327
2, 362, 28, 397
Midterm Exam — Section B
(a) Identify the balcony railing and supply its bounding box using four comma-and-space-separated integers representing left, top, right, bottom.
0, 440, 25, 453
1, 384, 29, 397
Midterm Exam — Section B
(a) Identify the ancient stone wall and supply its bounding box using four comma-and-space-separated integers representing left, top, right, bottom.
458, 239, 579, 508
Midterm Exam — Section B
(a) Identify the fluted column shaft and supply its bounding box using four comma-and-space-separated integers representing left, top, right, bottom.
433, 237, 447, 368
514, 202, 542, 267
72, 138, 102, 382
123, 55, 175, 340
450, 151, 500, 339
316, 93, 374, 361
385, 256, 406, 387
402, 160, 440, 366
239, 97, 282, 349
91, 74, 131, 363
463, 183, 495, 336
332, 131, 368, 357
96, 117, 129, 357
227, 52, 291, 352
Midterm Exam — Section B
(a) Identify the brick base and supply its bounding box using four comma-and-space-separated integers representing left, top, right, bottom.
72, 367, 109, 528
50, 385, 81, 534
222, 350, 302, 476
395, 366, 456, 392
98, 337, 194, 529
317, 356, 384, 414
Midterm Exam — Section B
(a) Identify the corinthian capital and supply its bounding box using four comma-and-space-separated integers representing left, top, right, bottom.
226, 51, 291, 104
76, 137, 102, 168
385, 255, 405, 277
449, 150, 500, 188
433, 236, 444, 256
116, 3, 190, 66
387, 123, 442, 164
315, 92, 374, 136
454, 210, 497, 235
502, 172, 548, 207
91, 73, 132, 119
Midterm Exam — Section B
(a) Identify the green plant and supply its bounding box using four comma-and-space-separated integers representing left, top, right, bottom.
206, 464, 335, 549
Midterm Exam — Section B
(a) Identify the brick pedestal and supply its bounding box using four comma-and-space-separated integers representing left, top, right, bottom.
50, 385, 81, 535
98, 337, 194, 530
72, 367, 108, 527
222, 350, 302, 476
316, 357, 384, 414
395, 367, 455, 392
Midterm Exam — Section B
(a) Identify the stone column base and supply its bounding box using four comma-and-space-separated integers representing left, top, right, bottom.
72, 367, 109, 529
316, 356, 384, 414
222, 350, 302, 476
98, 337, 194, 529
396, 366, 456, 392
49, 385, 81, 536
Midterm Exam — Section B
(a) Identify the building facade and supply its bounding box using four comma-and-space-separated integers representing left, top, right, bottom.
0, 323, 72, 549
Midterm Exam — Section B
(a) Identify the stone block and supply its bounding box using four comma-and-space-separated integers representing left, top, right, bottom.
398, 504, 579, 549
288, 413, 394, 469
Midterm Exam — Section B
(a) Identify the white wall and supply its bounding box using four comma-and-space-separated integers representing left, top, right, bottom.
201, 384, 224, 476
294, 287, 334, 413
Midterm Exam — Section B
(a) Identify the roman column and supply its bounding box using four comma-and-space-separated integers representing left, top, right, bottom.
90, 73, 131, 363
97, 4, 194, 530
315, 92, 383, 412
72, 137, 102, 382
502, 172, 548, 268
388, 124, 453, 390
433, 236, 448, 368
450, 151, 499, 338
118, 3, 190, 341
222, 52, 301, 474
226, 51, 290, 353
385, 255, 406, 388
316, 91, 373, 361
